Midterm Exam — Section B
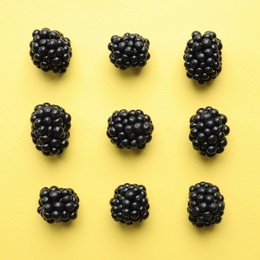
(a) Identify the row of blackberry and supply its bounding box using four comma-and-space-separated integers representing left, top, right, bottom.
29, 29, 223, 85
30, 105, 230, 157
37, 182, 225, 228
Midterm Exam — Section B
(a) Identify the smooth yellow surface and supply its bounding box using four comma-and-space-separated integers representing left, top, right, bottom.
1, 1, 260, 259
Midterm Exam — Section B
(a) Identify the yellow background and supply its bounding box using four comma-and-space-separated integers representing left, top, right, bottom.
1, 1, 260, 259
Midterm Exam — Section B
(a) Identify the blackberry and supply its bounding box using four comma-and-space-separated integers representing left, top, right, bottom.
108, 33, 150, 70
37, 186, 79, 224
189, 106, 230, 157
30, 102, 71, 156
187, 182, 225, 228
29, 28, 72, 73
183, 31, 223, 84
106, 109, 154, 149
110, 183, 150, 225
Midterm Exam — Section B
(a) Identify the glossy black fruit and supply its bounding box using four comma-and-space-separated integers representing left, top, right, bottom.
110, 183, 150, 225
189, 106, 230, 157
29, 28, 72, 73
184, 31, 223, 84
187, 181, 225, 228
30, 102, 71, 156
37, 186, 79, 224
107, 109, 154, 149
108, 33, 150, 69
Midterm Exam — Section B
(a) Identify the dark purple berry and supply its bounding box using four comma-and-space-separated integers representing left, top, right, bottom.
184, 31, 223, 84
108, 33, 150, 70
29, 28, 72, 73
110, 183, 150, 225
188, 182, 225, 228
107, 109, 154, 149
37, 186, 79, 224
189, 106, 230, 157
30, 103, 71, 156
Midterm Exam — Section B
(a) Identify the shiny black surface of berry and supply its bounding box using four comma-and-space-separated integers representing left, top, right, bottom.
29, 28, 72, 73
30, 102, 71, 156
189, 106, 230, 157
37, 186, 79, 224
184, 31, 223, 84
110, 183, 150, 225
187, 182, 225, 228
107, 109, 154, 149
108, 33, 150, 69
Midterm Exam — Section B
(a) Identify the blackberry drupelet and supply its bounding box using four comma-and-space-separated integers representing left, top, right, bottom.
187, 182, 225, 228
189, 106, 230, 157
183, 31, 223, 84
108, 33, 150, 69
110, 183, 150, 225
30, 102, 71, 156
106, 109, 154, 149
29, 28, 72, 73
37, 186, 79, 224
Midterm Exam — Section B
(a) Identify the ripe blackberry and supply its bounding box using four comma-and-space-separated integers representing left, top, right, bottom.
108, 33, 150, 70
29, 28, 72, 73
110, 183, 150, 225
183, 31, 223, 84
189, 106, 230, 157
187, 182, 225, 228
106, 109, 154, 149
30, 102, 71, 156
37, 186, 80, 224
